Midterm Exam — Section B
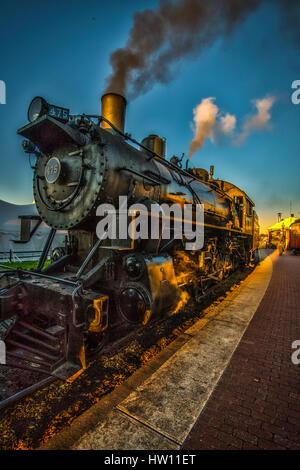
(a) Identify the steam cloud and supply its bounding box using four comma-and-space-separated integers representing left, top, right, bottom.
234, 96, 276, 145
188, 95, 276, 158
188, 97, 237, 157
220, 113, 237, 135
188, 98, 218, 158
105, 0, 262, 99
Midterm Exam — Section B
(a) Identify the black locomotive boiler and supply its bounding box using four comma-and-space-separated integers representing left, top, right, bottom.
0, 93, 259, 377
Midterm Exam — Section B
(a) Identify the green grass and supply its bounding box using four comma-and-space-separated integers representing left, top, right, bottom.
0, 260, 51, 270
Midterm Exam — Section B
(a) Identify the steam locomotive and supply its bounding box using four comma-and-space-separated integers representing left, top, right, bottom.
0, 93, 259, 377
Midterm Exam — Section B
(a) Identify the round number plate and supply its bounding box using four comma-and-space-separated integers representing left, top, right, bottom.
45, 157, 61, 184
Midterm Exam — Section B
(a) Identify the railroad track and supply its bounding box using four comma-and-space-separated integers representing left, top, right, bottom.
0, 266, 252, 413
0, 373, 55, 411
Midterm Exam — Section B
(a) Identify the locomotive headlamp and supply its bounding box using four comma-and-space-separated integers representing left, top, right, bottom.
27, 97, 48, 122
27, 96, 70, 123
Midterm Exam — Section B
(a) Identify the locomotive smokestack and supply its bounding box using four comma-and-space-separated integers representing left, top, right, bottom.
101, 92, 127, 133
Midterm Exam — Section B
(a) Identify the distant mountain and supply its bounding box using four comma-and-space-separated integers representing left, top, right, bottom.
0, 199, 38, 231
0, 200, 66, 256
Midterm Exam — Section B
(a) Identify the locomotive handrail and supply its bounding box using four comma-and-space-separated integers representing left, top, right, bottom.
117, 167, 171, 186
86, 114, 233, 202
143, 170, 171, 185
86, 114, 164, 161
18, 270, 78, 286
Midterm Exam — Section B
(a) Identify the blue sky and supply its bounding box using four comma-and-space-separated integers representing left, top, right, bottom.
0, 0, 299, 231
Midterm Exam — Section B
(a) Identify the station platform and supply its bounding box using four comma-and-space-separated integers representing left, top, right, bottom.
183, 250, 300, 450
41, 250, 300, 450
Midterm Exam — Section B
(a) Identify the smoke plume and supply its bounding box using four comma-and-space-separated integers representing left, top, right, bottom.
234, 96, 276, 145
188, 95, 276, 157
188, 97, 236, 157
188, 97, 218, 157
105, 0, 261, 99
220, 113, 237, 135
105, 0, 300, 99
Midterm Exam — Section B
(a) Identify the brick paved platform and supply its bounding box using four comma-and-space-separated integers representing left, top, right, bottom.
41, 250, 300, 450
183, 252, 300, 450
